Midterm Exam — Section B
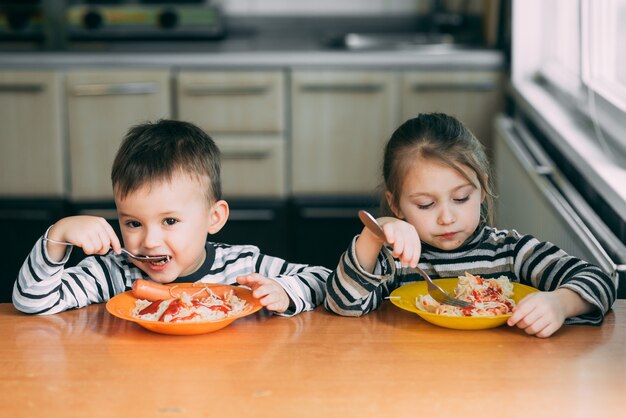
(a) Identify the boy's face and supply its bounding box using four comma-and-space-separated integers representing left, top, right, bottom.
115, 172, 214, 283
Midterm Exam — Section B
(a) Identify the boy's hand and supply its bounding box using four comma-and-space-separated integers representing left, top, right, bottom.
377, 217, 421, 268
236, 273, 290, 313
507, 288, 593, 338
47, 216, 122, 262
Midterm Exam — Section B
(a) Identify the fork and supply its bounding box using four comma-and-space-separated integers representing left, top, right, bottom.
357, 210, 472, 308
43, 237, 170, 262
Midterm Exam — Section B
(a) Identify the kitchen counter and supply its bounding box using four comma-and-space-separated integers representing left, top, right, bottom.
0, 300, 624, 418
0, 30, 503, 70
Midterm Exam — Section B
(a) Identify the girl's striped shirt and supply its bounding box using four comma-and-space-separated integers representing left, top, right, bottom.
324, 225, 615, 324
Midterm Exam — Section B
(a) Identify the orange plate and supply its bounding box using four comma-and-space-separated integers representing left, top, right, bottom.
106, 283, 262, 336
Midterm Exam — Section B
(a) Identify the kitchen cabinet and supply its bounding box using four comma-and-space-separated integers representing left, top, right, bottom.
0, 70, 65, 197
66, 70, 171, 201
400, 70, 502, 155
0, 70, 67, 302
291, 70, 399, 196
176, 70, 287, 198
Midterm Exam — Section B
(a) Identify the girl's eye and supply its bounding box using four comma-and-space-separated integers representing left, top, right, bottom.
417, 203, 434, 210
453, 196, 470, 203
164, 218, 178, 226
126, 220, 141, 228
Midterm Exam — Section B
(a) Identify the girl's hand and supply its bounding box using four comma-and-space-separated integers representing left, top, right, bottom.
507, 288, 592, 338
47, 216, 122, 262
236, 273, 291, 313
378, 217, 421, 268
356, 217, 421, 273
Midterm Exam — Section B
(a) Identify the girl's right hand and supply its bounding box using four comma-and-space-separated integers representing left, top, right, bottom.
377, 217, 421, 268
355, 216, 421, 273
46, 216, 122, 262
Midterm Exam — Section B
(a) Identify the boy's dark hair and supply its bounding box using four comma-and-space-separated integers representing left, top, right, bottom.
111, 119, 221, 202
381, 113, 495, 225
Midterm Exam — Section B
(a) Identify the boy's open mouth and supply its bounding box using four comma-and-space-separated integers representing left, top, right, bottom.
148, 257, 170, 266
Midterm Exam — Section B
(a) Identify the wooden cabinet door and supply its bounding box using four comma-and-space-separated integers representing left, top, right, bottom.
177, 70, 284, 133
291, 71, 398, 195
216, 135, 286, 198
0, 71, 65, 197
401, 71, 502, 153
66, 70, 170, 200
176, 70, 286, 198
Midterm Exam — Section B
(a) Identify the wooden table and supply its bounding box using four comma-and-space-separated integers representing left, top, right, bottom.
1, 301, 625, 418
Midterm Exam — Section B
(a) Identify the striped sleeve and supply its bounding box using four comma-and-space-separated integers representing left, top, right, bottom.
12, 235, 134, 315
324, 236, 398, 317
512, 234, 616, 325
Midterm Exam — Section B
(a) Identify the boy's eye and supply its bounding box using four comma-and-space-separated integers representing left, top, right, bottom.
164, 218, 178, 226
126, 220, 141, 228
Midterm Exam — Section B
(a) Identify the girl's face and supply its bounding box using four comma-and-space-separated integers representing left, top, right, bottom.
115, 172, 214, 283
390, 158, 484, 251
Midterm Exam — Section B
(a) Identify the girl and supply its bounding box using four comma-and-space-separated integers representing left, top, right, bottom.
324, 113, 615, 337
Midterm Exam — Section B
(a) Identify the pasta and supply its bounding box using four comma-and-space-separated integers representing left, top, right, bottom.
132, 286, 248, 323
416, 273, 516, 317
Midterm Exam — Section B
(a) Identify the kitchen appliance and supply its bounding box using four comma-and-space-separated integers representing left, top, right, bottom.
494, 114, 626, 298
65, 0, 225, 41
0, 1, 44, 46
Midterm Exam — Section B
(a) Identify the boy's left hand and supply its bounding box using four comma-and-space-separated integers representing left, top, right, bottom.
236, 273, 291, 313
507, 291, 567, 338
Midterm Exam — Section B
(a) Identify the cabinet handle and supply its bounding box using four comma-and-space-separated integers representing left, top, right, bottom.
0, 83, 45, 93
221, 151, 271, 160
183, 85, 270, 96
71, 82, 159, 96
411, 82, 496, 92
228, 209, 275, 221
0, 209, 51, 220
300, 207, 359, 219
299, 83, 383, 93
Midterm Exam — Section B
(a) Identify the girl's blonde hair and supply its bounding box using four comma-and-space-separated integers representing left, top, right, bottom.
381, 113, 495, 225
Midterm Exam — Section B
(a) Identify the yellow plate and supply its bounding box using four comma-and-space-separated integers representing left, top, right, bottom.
389, 278, 539, 330
106, 283, 262, 336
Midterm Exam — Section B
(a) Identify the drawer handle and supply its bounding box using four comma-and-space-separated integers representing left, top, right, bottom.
0, 83, 45, 93
300, 208, 359, 219
411, 82, 496, 92
228, 209, 275, 221
222, 151, 271, 160
183, 85, 270, 96
300, 83, 383, 93
71, 82, 159, 96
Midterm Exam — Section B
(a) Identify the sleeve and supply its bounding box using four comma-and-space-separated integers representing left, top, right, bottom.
253, 251, 332, 317
323, 235, 398, 317
512, 233, 617, 325
12, 232, 133, 315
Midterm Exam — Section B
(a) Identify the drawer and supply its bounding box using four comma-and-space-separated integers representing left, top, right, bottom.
216, 137, 286, 198
66, 70, 171, 200
177, 70, 285, 133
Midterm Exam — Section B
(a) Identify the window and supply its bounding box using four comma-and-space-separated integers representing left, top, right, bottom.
513, 0, 626, 162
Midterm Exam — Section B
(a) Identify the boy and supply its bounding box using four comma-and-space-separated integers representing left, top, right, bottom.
13, 120, 330, 316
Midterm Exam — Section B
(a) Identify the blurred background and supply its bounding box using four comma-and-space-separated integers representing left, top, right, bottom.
1, 0, 624, 302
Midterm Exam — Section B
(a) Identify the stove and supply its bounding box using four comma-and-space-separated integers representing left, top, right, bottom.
66, 1, 225, 40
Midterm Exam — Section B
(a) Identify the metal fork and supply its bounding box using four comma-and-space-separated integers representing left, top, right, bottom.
43, 237, 169, 262
357, 210, 472, 308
